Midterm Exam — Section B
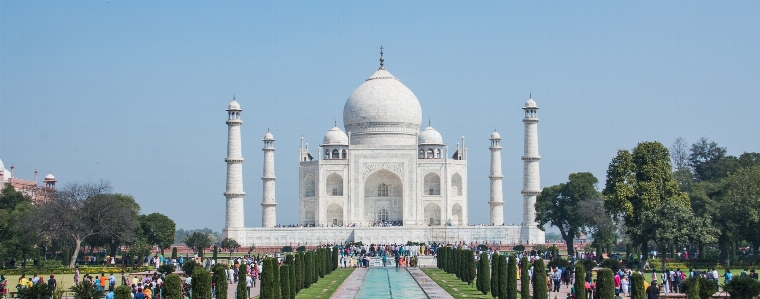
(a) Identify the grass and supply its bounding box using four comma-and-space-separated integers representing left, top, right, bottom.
293, 268, 354, 299
422, 268, 507, 299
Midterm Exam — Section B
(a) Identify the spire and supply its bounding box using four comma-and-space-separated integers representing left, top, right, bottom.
379, 45, 385, 70
428, 118, 431, 127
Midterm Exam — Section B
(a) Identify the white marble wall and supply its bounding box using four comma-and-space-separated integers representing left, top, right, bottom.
224, 117, 245, 229
262, 142, 276, 228
489, 138, 504, 225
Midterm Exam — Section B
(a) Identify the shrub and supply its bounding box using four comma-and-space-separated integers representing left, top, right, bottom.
192, 267, 212, 299
521, 257, 531, 299
600, 258, 621, 273
575, 264, 587, 299
513, 245, 526, 252
547, 257, 569, 270
280, 264, 290, 299
212, 264, 228, 299
164, 274, 183, 299
182, 259, 198, 275
114, 286, 131, 299
477, 253, 490, 295
18, 282, 53, 299
532, 259, 548, 299
478, 244, 489, 252
596, 268, 615, 299
236, 263, 248, 299
282, 246, 293, 253
506, 255, 516, 299
681, 277, 714, 299
296, 246, 306, 252
581, 259, 597, 272
686, 278, 700, 299
158, 264, 176, 274
723, 275, 760, 299
70, 281, 105, 299
631, 273, 645, 299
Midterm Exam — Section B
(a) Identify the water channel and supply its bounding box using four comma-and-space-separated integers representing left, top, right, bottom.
355, 267, 428, 298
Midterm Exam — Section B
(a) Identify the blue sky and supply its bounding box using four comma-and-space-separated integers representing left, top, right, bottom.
2, 1, 758, 232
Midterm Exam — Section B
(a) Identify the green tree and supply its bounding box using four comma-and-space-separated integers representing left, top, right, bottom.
531, 259, 548, 299
722, 275, 760, 299
236, 263, 248, 299
491, 254, 500, 298
686, 278, 700, 299
288, 258, 296, 299
521, 257, 531, 299
506, 255, 516, 299
720, 166, 760, 255
83, 193, 141, 257
535, 172, 599, 256
466, 250, 476, 285
192, 267, 212, 299
596, 269, 615, 299
603, 141, 690, 269
477, 253, 490, 295
212, 264, 228, 299
70, 281, 105, 299
295, 252, 305, 292
18, 282, 52, 299
164, 274, 183, 299
280, 264, 290, 299
631, 273, 645, 299
128, 237, 153, 264
0, 185, 38, 266
332, 246, 339, 272
220, 238, 241, 258
304, 251, 314, 288
184, 231, 213, 257
139, 213, 176, 254
575, 264, 587, 299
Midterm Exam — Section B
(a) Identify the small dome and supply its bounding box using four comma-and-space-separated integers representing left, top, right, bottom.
45, 173, 55, 180
227, 99, 241, 110
491, 131, 501, 139
524, 98, 538, 109
323, 126, 348, 145
418, 126, 443, 145
263, 132, 274, 141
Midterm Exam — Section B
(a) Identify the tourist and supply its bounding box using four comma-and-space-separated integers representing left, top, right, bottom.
74, 267, 80, 285
621, 276, 629, 297
48, 275, 57, 293
105, 289, 115, 299
0, 275, 7, 298
646, 281, 659, 299
246, 273, 253, 298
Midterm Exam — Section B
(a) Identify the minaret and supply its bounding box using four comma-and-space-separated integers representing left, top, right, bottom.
489, 131, 504, 225
261, 131, 277, 227
521, 95, 545, 244
224, 98, 245, 232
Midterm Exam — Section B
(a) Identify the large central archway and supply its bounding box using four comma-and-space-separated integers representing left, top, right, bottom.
363, 169, 403, 225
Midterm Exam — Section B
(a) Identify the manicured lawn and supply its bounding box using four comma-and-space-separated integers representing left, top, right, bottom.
422, 268, 509, 299
294, 268, 354, 299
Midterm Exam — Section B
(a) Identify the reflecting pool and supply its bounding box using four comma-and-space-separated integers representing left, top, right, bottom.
355, 268, 428, 298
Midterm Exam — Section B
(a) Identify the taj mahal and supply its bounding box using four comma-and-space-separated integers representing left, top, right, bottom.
222, 50, 545, 247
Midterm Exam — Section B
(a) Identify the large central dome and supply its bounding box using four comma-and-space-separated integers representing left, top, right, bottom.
343, 67, 423, 145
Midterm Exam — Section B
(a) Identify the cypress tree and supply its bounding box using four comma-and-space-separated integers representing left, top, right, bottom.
308, 251, 317, 285
532, 259, 548, 299
213, 246, 219, 262
491, 254, 500, 298
272, 259, 282, 299
498, 255, 508, 299
213, 264, 228, 299
506, 255, 516, 299
575, 263, 587, 299
596, 244, 603, 262
192, 267, 213, 299
332, 247, 339, 272
467, 250, 477, 285
172, 247, 178, 259
686, 278, 699, 299
521, 257, 531, 299
303, 252, 312, 288
478, 253, 491, 295
280, 264, 290, 299
321, 249, 328, 277
596, 268, 615, 299
236, 262, 248, 299
164, 274, 183, 299
631, 273, 645, 299
288, 260, 296, 299
295, 252, 304, 292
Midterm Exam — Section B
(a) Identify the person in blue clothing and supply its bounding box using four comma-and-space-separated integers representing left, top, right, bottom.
134, 288, 145, 299
723, 269, 732, 284
105, 289, 115, 299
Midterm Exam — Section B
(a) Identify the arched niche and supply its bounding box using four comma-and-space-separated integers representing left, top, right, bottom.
451, 173, 463, 196
424, 203, 441, 225
424, 172, 441, 195
326, 173, 343, 196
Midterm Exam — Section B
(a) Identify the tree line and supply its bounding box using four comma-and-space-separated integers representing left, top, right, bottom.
0, 180, 176, 268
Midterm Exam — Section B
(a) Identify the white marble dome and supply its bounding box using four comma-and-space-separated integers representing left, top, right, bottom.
343, 68, 422, 136
524, 98, 538, 108
418, 126, 443, 144
45, 173, 55, 180
263, 132, 274, 141
491, 131, 501, 139
323, 126, 348, 145
228, 99, 241, 110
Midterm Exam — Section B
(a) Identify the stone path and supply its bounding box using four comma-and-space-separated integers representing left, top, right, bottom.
407, 267, 454, 299
329, 267, 368, 299
225, 277, 260, 299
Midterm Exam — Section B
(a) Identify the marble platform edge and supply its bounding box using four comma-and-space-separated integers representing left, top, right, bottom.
407, 267, 454, 299
329, 267, 368, 299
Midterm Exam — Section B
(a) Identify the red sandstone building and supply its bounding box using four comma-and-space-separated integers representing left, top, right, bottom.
0, 159, 57, 204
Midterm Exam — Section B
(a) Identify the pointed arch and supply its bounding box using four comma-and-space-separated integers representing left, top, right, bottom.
326, 173, 343, 196
424, 203, 441, 225
451, 203, 463, 226
424, 172, 441, 195
326, 203, 343, 226
303, 173, 315, 197
451, 173, 463, 196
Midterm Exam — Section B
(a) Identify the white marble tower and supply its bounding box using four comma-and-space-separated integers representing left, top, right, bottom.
521, 96, 545, 244
488, 131, 504, 225
224, 98, 245, 230
261, 131, 277, 227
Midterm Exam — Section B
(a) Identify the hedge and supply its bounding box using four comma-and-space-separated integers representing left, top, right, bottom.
532, 259, 548, 299
491, 255, 500, 298
192, 267, 212, 299
212, 264, 228, 299
521, 257, 531, 299
596, 268, 615, 299
631, 273, 645, 299
575, 264, 586, 299
506, 255, 516, 299
477, 253, 490, 295
114, 285, 131, 299
280, 264, 290, 299
164, 274, 183, 299
0, 266, 152, 275
295, 252, 304, 292
236, 262, 248, 299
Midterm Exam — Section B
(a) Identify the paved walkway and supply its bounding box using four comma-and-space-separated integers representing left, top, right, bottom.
408, 267, 454, 299
329, 267, 368, 299
225, 277, 260, 299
